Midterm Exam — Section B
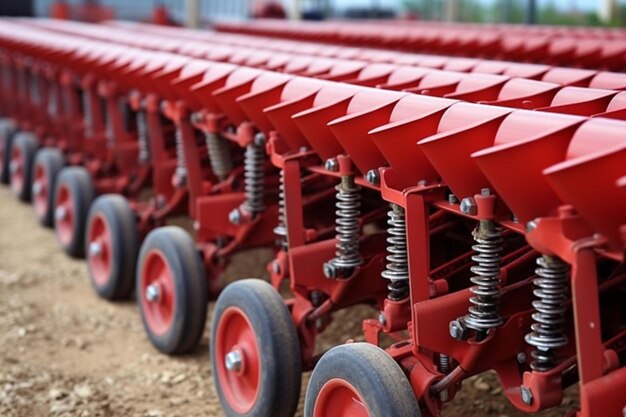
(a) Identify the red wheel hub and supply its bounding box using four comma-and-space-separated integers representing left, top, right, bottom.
54, 183, 75, 245
140, 250, 176, 336
87, 213, 112, 286
215, 307, 261, 414
32, 162, 49, 218
10, 145, 24, 194
314, 379, 369, 417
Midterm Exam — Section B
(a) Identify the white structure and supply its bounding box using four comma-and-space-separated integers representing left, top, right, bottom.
598, 0, 617, 22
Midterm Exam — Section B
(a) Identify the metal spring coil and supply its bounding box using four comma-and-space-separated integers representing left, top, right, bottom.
464, 221, 504, 334
18, 73, 27, 102
105, 107, 114, 148
205, 132, 233, 181
381, 204, 409, 300
273, 168, 288, 249
174, 127, 187, 183
30, 75, 40, 105
241, 141, 265, 215
525, 255, 569, 371
136, 110, 150, 163
438, 354, 450, 373
82, 90, 93, 138
331, 176, 362, 270
47, 83, 58, 117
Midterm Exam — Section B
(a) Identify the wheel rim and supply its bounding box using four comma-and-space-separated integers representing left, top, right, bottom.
55, 183, 75, 246
87, 213, 112, 287
32, 162, 49, 218
314, 378, 369, 417
10, 145, 24, 194
215, 306, 261, 414
140, 249, 176, 336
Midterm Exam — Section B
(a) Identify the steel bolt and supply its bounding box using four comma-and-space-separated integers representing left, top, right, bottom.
88, 241, 102, 257
323, 262, 338, 279
55, 206, 67, 221
460, 197, 477, 215
448, 194, 458, 204
378, 313, 387, 326
526, 220, 538, 233
449, 320, 468, 341
228, 209, 242, 225
225, 350, 243, 373
365, 169, 379, 185
145, 284, 160, 303
155, 194, 166, 209
417, 179, 428, 187
324, 158, 339, 172
272, 260, 281, 274
480, 187, 491, 196
190, 112, 203, 124
520, 386, 533, 405
254, 132, 266, 146
516, 352, 527, 364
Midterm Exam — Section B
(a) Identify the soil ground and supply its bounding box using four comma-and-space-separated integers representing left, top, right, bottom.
0, 185, 578, 417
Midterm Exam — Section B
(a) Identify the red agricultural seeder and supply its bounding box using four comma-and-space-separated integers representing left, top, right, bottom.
208, 89, 626, 417
0, 17, 625, 417
216, 19, 626, 71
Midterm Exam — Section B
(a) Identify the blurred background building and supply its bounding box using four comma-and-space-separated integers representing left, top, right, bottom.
1, 0, 625, 26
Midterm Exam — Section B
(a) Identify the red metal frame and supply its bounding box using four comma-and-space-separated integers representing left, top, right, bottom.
1, 17, 625, 417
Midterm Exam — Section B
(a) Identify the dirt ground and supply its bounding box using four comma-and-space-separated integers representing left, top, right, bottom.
0, 185, 578, 417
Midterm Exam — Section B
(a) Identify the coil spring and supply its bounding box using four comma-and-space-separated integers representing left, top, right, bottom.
30, 75, 40, 105
525, 255, 569, 371
136, 110, 150, 163
105, 107, 114, 148
241, 136, 265, 215
328, 175, 362, 272
273, 168, 288, 249
63, 87, 74, 116
381, 204, 409, 300
464, 220, 504, 335
82, 90, 93, 137
47, 84, 58, 117
174, 127, 187, 183
205, 132, 233, 181
438, 354, 450, 373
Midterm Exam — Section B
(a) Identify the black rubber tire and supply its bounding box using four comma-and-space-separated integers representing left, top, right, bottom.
54, 166, 95, 258
86, 194, 139, 300
10, 132, 38, 202
0, 118, 17, 184
304, 343, 421, 417
136, 226, 208, 354
31, 147, 64, 227
211, 279, 302, 417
